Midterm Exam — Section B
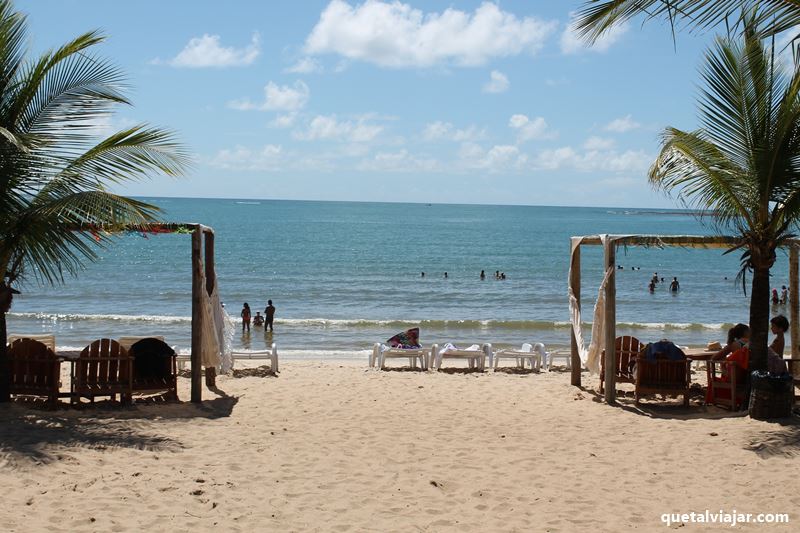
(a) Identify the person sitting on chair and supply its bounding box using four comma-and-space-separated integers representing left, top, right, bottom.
712, 323, 750, 360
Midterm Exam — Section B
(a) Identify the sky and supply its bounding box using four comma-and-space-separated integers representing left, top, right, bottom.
17, 0, 723, 207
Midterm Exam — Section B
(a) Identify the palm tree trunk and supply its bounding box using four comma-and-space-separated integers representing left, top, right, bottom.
749, 264, 771, 372
0, 310, 8, 402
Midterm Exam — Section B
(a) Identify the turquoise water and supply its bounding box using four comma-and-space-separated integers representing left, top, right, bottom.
6, 198, 792, 358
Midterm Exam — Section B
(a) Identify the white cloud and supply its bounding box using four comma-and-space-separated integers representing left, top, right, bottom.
294, 114, 383, 142
560, 13, 628, 55
604, 114, 640, 133
483, 70, 509, 93
209, 144, 283, 170
269, 113, 298, 128
458, 142, 528, 173
229, 80, 310, 112
535, 145, 650, 173
422, 121, 485, 142
285, 57, 323, 73
357, 149, 439, 172
508, 114, 556, 142
583, 136, 615, 150
159, 33, 260, 67
304, 0, 557, 68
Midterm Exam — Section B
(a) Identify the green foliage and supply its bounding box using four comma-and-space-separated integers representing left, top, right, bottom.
575, 1, 800, 43
0, 0, 189, 288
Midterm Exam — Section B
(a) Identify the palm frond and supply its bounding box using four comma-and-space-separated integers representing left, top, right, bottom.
574, 1, 800, 43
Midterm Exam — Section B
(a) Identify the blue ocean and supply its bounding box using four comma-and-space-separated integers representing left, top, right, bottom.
6, 198, 792, 358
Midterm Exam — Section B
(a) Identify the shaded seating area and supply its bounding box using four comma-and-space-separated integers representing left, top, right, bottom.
6, 334, 184, 406
8, 338, 61, 407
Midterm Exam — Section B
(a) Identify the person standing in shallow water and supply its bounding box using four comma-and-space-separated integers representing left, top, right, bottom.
241, 303, 251, 332
480, 270, 485, 280
264, 300, 276, 332
669, 277, 680, 292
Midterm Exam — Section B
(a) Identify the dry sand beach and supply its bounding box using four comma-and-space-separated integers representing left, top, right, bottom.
0, 361, 797, 532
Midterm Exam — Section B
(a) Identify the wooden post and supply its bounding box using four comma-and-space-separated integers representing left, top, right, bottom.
791, 246, 799, 357
204, 230, 217, 388
603, 238, 617, 405
191, 227, 203, 403
569, 241, 581, 386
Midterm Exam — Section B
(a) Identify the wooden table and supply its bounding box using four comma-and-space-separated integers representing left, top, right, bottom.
683, 348, 717, 361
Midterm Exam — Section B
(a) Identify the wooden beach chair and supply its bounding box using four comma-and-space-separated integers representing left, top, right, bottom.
707, 359, 750, 410
73, 339, 133, 404
491, 343, 544, 371
599, 336, 644, 394
7, 338, 61, 407
117, 335, 166, 351
128, 338, 178, 401
634, 348, 691, 406
7, 333, 56, 352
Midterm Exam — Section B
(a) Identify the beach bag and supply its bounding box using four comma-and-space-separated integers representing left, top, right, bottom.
386, 328, 421, 349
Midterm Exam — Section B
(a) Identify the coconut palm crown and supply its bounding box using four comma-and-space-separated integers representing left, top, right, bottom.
649, 23, 800, 370
0, 0, 189, 400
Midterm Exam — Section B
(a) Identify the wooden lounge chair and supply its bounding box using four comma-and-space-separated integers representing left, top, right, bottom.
128, 338, 178, 401
634, 349, 691, 406
117, 335, 166, 351
8, 334, 56, 352
7, 338, 61, 407
707, 359, 750, 410
371, 343, 428, 370
599, 336, 644, 394
491, 343, 543, 371
431, 343, 489, 371
73, 339, 132, 404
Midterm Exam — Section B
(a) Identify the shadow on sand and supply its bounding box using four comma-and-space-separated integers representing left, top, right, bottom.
0, 388, 239, 467
578, 384, 800, 456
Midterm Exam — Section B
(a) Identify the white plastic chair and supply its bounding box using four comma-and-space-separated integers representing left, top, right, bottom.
372, 343, 429, 370
230, 343, 279, 373
431, 343, 489, 371
546, 349, 572, 371
492, 342, 543, 371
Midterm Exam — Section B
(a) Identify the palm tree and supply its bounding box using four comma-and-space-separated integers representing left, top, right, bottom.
648, 23, 800, 371
0, 0, 189, 401
575, 1, 800, 43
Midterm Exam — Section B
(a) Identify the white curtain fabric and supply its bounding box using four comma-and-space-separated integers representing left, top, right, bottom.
197, 267, 229, 370
568, 235, 614, 375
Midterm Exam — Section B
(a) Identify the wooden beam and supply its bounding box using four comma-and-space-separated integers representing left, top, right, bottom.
791, 247, 799, 357
191, 227, 203, 403
569, 243, 581, 386
603, 238, 617, 405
